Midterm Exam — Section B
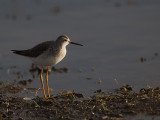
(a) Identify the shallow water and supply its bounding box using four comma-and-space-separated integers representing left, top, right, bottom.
0, 0, 160, 97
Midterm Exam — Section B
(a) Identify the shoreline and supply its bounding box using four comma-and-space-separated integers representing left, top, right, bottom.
0, 84, 160, 119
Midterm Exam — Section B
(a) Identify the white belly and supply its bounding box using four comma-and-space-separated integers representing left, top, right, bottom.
31, 48, 66, 66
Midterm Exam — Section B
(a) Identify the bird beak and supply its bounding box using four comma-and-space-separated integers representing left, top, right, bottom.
70, 42, 83, 46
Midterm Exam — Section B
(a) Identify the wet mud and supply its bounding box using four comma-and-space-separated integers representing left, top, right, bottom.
1, 84, 160, 120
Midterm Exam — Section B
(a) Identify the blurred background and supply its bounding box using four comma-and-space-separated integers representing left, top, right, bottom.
0, 0, 160, 96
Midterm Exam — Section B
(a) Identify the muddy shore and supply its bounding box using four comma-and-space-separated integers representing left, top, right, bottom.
0, 84, 160, 120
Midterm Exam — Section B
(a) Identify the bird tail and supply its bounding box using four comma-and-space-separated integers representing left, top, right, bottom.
11, 50, 27, 56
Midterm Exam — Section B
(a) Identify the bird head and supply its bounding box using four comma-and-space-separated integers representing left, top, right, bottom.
56, 35, 83, 47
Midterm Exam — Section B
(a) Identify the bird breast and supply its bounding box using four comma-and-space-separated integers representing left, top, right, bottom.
56, 47, 66, 63
31, 47, 67, 66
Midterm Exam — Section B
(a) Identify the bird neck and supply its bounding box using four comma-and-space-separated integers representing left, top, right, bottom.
61, 43, 67, 50
55, 42, 67, 51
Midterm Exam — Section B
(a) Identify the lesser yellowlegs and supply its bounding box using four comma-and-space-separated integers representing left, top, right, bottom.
12, 35, 83, 98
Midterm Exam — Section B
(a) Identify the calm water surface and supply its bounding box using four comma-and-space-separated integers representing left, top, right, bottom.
0, 0, 160, 96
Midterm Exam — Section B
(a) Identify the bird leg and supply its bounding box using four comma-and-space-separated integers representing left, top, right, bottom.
45, 66, 50, 97
40, 66, 46, 98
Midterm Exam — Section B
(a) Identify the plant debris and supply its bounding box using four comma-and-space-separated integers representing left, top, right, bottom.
1, 84, 160, 119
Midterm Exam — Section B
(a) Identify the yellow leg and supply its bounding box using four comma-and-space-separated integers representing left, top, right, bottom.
45, 66, 50, 97
40, 66, 46, 98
